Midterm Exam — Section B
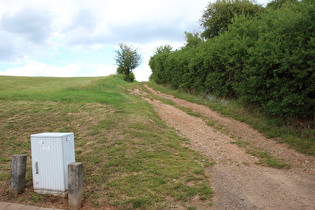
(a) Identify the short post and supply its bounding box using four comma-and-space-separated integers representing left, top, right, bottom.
9, 155, 27, 197
68, 162, 83, 210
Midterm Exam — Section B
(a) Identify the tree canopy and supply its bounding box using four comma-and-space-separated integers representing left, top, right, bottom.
115, 43, 142, 82
200, 0, 263, 39
267, 0, 299, 10
184, 32, 203, 48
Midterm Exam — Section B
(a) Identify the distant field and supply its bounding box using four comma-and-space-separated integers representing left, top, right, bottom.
0, 75, 212, 209
0, 76, 127, 104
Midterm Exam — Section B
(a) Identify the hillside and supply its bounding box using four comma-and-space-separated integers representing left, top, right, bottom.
0, 75, 212, 209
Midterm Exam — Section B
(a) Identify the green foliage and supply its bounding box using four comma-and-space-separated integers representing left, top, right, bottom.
184, 32, 204, 48
115, 43, 141, 82
267, 0, 299, 10
153, 44, 172, 55
149, 45, 173, 83
123, 72, 135, 82
116, 66, 124, 74
200, 0, 263, 39
237, 1, 315, 118
150, 0, 315, 119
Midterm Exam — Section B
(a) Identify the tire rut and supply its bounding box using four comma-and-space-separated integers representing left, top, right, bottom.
129, 85, 315, 209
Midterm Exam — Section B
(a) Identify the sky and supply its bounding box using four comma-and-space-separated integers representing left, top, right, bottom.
0, 0, 271, 81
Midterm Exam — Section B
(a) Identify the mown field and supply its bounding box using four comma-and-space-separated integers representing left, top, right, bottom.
0, 75, 213, 209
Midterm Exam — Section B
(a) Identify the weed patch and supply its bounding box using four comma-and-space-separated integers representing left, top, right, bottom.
231, 140, 291, 169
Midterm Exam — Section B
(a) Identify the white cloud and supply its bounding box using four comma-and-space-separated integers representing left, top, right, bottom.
0, 6, 56, 62
1, 0, 208, 64
0, 0, 271, 80
85, 64, 118, 77
60, 0, 209, 47
134, 66, 152, 82
1, 7, 53, 43
0, 59, 150, 81
0, 60, 117, 77
0, 60, 81, 77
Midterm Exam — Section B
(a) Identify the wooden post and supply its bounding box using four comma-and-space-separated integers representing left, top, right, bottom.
68, 162, 83, 210
9, 155, 27, 197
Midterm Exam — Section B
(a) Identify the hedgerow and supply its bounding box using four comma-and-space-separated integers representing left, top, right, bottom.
149, 0, 315, 119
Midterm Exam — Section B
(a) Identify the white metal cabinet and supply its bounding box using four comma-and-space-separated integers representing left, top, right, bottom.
30, 133, 75, 196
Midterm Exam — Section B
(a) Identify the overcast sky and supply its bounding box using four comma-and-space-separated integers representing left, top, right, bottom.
0, 0, 271, 81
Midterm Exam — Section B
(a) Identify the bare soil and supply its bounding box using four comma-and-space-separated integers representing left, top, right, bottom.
130, 85, 315, 210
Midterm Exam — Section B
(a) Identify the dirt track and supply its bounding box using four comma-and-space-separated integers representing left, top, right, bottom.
130, 85, 315, 209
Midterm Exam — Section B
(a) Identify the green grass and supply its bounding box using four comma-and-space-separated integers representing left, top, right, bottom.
0, 75, 212, 209
230, 140, 291, 169
147, 82, 315, 156
0, 75, 127, 105
141, 88, 203, 119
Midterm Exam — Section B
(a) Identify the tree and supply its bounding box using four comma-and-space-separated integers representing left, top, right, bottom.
153, 44, 172, 56
267, 0, 299, 10
115, 43, 142, 82
149, 45, 173, 83
184, 32, 203, 48
200, 0, 263, 39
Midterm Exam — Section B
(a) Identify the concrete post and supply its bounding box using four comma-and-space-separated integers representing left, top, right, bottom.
9, 155, 27, 197
68, 162, 83, 210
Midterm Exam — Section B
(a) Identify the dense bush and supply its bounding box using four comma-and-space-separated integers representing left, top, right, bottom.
238, 2, 315, 117
149, 0, 315, 119
200, 0, 263, 39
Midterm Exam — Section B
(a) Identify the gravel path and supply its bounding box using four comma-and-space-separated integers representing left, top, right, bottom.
130, 85, 315, 209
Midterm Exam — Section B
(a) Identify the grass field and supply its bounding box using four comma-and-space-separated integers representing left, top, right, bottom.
0, 75, 212, 209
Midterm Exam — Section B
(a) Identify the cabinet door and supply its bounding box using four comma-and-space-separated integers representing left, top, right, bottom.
31, 138, 65, 191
